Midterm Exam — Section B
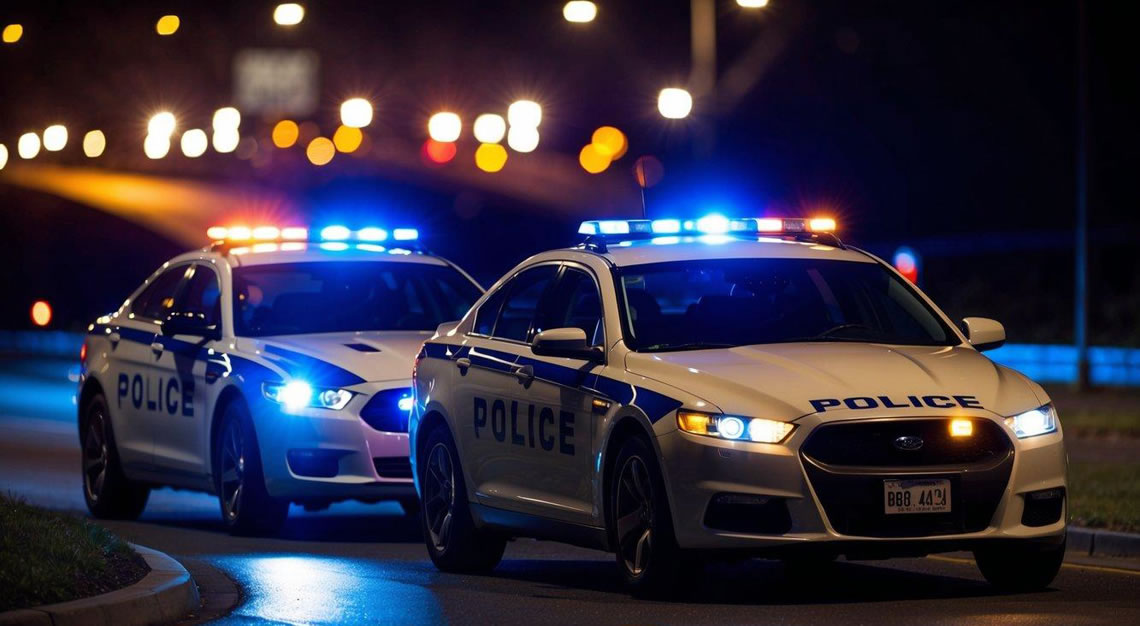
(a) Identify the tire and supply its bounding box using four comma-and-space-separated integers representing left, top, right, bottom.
82, 393, 150, 520
419, 425, 506, 573
215, 400, 289, 536
974, 537, 1066, 591
609, 435, 690, 598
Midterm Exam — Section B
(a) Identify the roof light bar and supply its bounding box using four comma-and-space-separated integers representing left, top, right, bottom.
207, 224, 419, 244
578, 215, 838, 240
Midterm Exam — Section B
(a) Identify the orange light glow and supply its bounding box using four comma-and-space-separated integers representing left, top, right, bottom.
423, 139, 457, 165
306, 137, 335, 165
332, 125, 363, 153
272, 120, 300, 148
227, 226, 252, 241
808, 217, 836, 232
206, 226, 228, 240
474, 143, 508, 173
578, 144, 611, 174
31, 301, 52, 326
591, 126, 627, 159
950, 419, 974, 438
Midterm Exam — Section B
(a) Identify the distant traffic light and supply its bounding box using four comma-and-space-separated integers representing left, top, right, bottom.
893, 246, 920, 284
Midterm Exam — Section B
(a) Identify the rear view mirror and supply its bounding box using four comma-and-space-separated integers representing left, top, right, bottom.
162, 311, 220, 340
532, 328, 603, 362
961, 317, 1005, 352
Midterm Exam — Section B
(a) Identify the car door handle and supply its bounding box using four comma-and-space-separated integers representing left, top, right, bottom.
150, 341, 165, 354
512, 364, 535, 385
455, 357, 471, 374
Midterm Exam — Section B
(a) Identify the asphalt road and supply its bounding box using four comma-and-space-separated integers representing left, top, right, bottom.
2, 354, 1139, 625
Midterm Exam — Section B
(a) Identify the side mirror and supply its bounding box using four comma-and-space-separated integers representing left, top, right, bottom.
162, 311, 220, 340
532, 327, 603, 363
961, 317, 1005, 352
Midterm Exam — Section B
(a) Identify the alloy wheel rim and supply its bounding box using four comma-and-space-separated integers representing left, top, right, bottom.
615, 455, 654, 577
423, 442, 456, 552
83, 410, 108, 503
220, 420, 245, 521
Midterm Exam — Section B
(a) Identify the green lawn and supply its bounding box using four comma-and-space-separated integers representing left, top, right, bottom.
0, 494, 149, 611
1068, 461, 1140, 534
1045, 385, 1140, 438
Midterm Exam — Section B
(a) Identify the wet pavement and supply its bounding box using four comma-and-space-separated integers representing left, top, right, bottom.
3, 354, 1139, 624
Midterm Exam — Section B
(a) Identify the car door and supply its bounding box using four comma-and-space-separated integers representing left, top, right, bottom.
451, 264, 560, 512
149, 263, 222, 478
105, 265, 188, 472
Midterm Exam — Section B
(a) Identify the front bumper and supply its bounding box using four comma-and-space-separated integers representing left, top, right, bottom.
657, 414, 1067, 555
251, 382, 416, 502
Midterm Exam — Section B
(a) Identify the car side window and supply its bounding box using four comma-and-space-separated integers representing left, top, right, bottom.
473, 287, 508, 336
178, 264, 222, 326
131, 267, 187, 321
490, 265, 560, 342
537, 267, 604, 347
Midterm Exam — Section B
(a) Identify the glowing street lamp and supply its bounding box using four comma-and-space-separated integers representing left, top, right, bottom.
506, 126, 539, 153
181, 129, 208, 158
155, 15, 180, 35
148, 112, 176, 137
274, 3, 305, 26
736, 0, 770, 7
507, 100, 542, 128
340, 98, 373, 128
213, 107, 241, 131
428, 112, 462, 143
473, 114, 507, 144
42, 125, 68, 152
144, 134, 170, 159
657, 88, 693, 119
83, 131, 106, 157
17, 133, 40, 159
563, 1, 598, 23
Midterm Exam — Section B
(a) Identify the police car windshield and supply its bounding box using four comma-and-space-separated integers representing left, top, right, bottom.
618, 258, 959, 352
233, 261, 480, 337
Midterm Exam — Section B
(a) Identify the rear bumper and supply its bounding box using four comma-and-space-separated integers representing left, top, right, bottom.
251, 383, 416, 502
657, 416, 1067, 553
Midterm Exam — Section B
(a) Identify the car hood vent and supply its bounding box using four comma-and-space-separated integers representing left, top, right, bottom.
344, 343, 381, 353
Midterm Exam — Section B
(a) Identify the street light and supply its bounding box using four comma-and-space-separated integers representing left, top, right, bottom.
83, 131, 106, 157
657, 88, 693, 119
42, 125, 68, 151
340, 98, 373, 128
155, 15, 180, 35
0, 144, 8, 169
213, 107, 241, 131
181, 129, 208, 158
148, 112, 176, 137
3, 24, 23, 44
506, 126, 539, 153
274, 4, 305, 26
507, 100, 542, 128
144, 134, 170, 159
428, 112, 462, 143
473, 114, 507, 144
563, 1, 598, 23
17, 133, 40, 159
736, 0, 770, 7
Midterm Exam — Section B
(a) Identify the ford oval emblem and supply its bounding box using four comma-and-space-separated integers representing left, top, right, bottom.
893, 435, 924, 451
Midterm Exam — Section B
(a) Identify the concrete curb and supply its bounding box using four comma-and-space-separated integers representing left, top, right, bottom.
1068, 527, 1140, 558
0, 543, 199, 626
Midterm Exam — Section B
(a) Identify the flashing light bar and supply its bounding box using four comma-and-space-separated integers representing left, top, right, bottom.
578, 215, 837, 238
207, 224, 419, 244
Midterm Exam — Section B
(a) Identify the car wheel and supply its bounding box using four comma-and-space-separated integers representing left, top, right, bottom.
215, 400, 288, 536
420, 426, 505, 573
82, 393, 150, 519
974, 536, 1066, 591
610, 435, 689, 597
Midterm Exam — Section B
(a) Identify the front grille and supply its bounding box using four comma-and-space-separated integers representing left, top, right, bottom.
802, 418, 1012, 468
373, 456, 413, 479
801, 418, 1014, 538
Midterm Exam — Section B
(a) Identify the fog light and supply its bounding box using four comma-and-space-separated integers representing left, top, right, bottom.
949, 418, 973, 437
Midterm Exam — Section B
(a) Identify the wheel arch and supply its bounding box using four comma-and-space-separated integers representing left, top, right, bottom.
77, 377, 106, 441
600, 412, 663, 551
208, 385, 247, 489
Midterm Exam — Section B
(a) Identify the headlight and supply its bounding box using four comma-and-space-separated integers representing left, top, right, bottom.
262, 381, 353, 411
1005, 404, 1057, 438
677, 410, 795, 444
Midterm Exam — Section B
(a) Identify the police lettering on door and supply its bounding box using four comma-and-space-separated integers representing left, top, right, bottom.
473, 397, 574, 455
117, 372, 194, 417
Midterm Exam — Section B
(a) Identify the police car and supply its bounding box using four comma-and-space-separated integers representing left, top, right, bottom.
78, 224, 482, 534
409, 216, 1067, 595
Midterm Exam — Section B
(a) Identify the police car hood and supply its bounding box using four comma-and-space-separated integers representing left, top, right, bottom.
239, 331, 432, 385
625, 343, 1045, 422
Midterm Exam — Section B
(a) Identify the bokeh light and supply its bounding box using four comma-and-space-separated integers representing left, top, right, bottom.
633, 155, 665, 188
17, 133, 40, 159
213, 107, 241, 131
473, 114, 506, 144
83, 131, 105, 158
340, 98, 373, 128
213, 130, 239, 153
657, 88, 693, 119
144, 134, 170, 159
274, 3, 305, 26
148, 112, 176, 137
475, 143, 508, 173
506, 126, 539, 153
31, 301, 52, 327
737, 0, 770, 7
333, 125, 363, 153
422, 139, 457, 165
591, 126, 626, 159
507, 100, 542, 128
181, 129, 208, 157
42, 125, 68, 152
155, 15, 180, 36
272, 120, 300, 148
578, 144, 611, 174
563, 1, 598, 23
2, 24, 22, 44
428, 112, 462, 142
0, 144, 8, 169
306, 137, 335, 165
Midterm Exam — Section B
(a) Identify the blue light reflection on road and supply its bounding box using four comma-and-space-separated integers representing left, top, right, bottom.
211, 554, 444, 625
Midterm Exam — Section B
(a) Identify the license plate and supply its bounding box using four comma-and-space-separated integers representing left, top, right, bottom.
883, 479, 951, 514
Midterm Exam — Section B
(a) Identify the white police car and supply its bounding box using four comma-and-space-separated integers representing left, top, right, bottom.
78, 224, 482, 534
409, 216, 1067, 595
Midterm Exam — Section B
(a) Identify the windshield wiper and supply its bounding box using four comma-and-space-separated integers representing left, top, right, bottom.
643, 342, 738, 353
